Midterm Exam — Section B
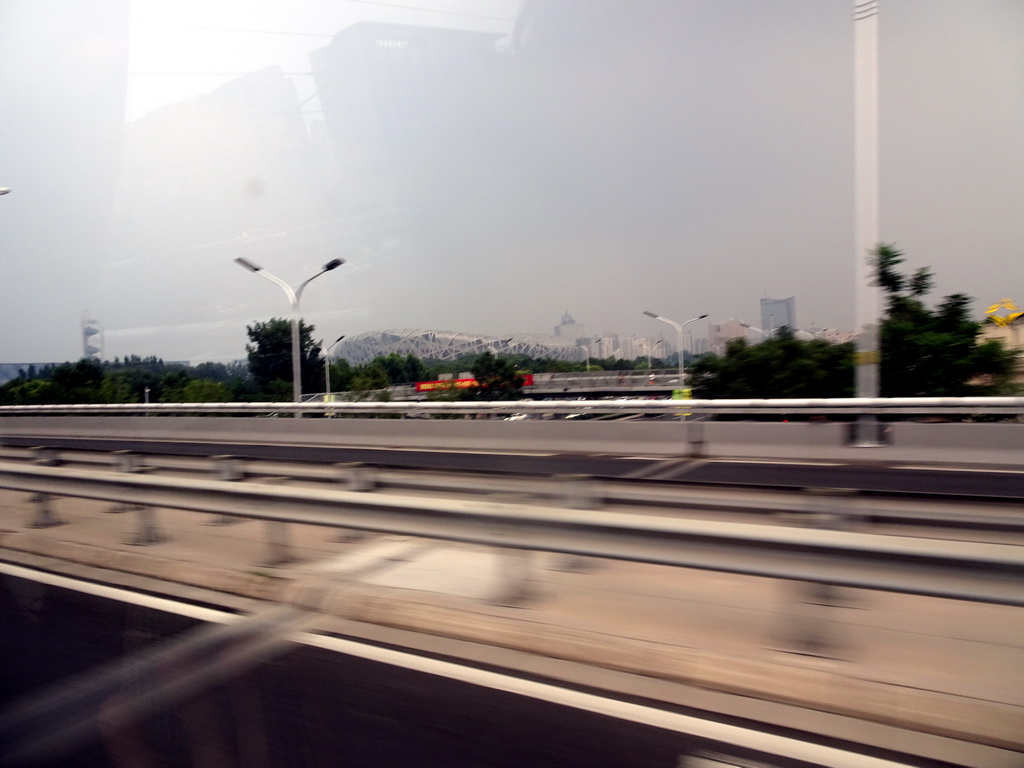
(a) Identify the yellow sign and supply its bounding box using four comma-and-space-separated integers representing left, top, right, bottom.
855, 350, 879, 365
672, 387, 693, 416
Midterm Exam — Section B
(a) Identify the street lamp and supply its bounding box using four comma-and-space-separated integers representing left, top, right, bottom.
0, 188, 11, 196
643, 311, 707, 387
486, 338, 514, 354
576, 345, 588, 371
234, 257, 344, 407
322, 334, 346, 397
577, 339, 603, 373
740, 322, 770, 339
740, 322, 815, 341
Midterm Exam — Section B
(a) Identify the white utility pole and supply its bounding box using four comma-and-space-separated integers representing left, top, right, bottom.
854, 0, 881, 444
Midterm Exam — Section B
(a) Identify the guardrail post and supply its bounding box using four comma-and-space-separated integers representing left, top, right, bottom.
487, 493, 537, 607
684, 420, 706, 457
107, 450, 142, 514
550, 475, 600, 572
332, 463, 373, 542
108, 451, 168, 545
335, 462, 374, 492
780, 488, 860, 659
209, 456, 244, 526
26, 447, 64, 528
258, 477, 296, 567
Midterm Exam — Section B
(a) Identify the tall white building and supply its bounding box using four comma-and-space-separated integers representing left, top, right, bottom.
554, 311, 587, 344
760, 297, 796, 332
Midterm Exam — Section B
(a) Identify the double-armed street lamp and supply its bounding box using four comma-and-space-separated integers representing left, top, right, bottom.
740, 322, 771, 340
740, 322, 815, 342
642, 311, 708, 387
234, 257, 344, 406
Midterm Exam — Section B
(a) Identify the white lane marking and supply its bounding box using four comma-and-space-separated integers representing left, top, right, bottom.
713, 459, 845, 467
300, 634, 912, 768
381, 447, 559, 457
0, 564, 922, 767
894, 465, 1024, 475
0, 563, 235, 625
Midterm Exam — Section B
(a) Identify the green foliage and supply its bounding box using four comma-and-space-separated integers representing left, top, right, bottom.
349, 360, 390, 394
462, 351, 525, 401
327, 358, 354, 393
163, 378, 232, 403
690, 331, 854, 399
374, 353, 428, 385
0, 355, 253, 406
874, 245, 1018, 396
245, 318, 323, 397
0, 378, 58, 405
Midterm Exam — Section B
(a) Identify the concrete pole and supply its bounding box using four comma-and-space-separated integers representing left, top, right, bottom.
854, 0, 881, 444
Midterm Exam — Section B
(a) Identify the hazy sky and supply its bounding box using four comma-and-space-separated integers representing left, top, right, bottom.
1, 0, 1022, 364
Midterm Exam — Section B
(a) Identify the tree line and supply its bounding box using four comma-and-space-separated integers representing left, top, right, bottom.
1, 248, 1018, 406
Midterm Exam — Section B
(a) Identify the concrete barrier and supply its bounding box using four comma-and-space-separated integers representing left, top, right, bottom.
1, 416, 1022, 466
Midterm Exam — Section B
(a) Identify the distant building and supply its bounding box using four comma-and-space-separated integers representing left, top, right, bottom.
980, 323, 1024, 385
760, 297, 796, 333
708, 320, 747, 353
554, 311, 587, 345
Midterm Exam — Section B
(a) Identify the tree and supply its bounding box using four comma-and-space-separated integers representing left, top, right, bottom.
463, 352, 525, 400
349, 360, 390, 395
49, 359, 105, 403
327, 358, 354, 393
245, 318, 324, 398
689, 332, 854, 400
169, 379, 233, 403
874, 245, 1017, 396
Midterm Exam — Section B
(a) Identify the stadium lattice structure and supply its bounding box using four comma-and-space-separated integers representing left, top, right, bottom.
334, 329, 581, 365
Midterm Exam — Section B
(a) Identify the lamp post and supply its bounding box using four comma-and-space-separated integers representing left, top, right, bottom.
322, 334, 346, 398
486, 338, 514, 354
576, 345, 589, 372
643, 311, 707, 387
234, 257, 344, 408
577, 339, 603, 373
0, 188, 11, 196
740, 322, 770, 340
741, 322, 815, 341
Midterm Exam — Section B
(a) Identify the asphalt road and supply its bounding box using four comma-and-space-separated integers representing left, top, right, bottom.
4, 435, 1023, 501
0, 573, 962, 768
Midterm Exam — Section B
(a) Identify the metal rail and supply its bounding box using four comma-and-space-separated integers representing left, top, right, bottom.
1, 396, 1024, 416
1, 461, 1021, 606
5, 447, 1021, 532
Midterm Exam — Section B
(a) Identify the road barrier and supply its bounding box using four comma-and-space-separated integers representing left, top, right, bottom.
1, 460, 1021, 606
2, 395, 1024, 416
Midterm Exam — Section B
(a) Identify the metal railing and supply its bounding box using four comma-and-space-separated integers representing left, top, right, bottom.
1, 460, 1021, 606
1, 396, 1024, 416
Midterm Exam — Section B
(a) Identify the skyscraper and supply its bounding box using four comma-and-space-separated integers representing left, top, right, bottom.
760, 297, 796, 332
